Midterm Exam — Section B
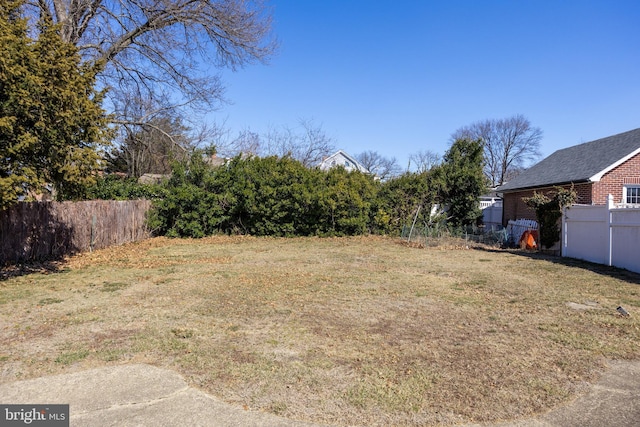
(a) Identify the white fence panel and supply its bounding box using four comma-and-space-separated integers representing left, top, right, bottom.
610, 209, 640, 273
482, 203, 503, 227
562, 204, 609, 265
562, 196, 640, 274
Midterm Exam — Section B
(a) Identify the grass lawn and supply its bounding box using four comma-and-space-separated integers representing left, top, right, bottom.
1, 235, 639, 426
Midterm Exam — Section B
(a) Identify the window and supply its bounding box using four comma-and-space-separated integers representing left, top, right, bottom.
624, 186, 640, 204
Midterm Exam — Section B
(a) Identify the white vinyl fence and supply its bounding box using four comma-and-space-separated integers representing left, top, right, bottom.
562, 195, 640, 273
480, 198, 503, 228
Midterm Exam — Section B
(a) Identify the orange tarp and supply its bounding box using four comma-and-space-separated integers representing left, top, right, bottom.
519, 230, 538, 250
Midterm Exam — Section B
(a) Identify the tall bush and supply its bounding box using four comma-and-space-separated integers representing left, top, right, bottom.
147, 153, 224, 237
524, 187, 576, 249
148, 154, 381, 238
215, 155, 320, 236
376, 171, 438, 234
147, 147, 492, 239
317, 167, 379, 235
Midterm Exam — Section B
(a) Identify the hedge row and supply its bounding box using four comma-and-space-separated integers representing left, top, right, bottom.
144, 154, 439, 238
87, 137, 486, 238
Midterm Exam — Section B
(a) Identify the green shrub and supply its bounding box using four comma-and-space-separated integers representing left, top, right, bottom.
376, 172, 437, 234
316, 167, 380, 236
214, 155, 321, 236
147, 150, 483, 238
148, 153, 384, 238
86, 175, 165, 200
147, 154, 224, 237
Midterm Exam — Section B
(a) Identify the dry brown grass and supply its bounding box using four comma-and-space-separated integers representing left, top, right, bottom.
1, 236, 639, 426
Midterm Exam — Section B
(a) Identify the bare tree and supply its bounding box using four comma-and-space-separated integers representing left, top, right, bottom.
408, 150, 441, 173
355, 151, 401, 181
28, 0, 276, 124
214, 119, 335, 166
296, 119, 336, 167
452, 114, 542, 187
108, 116, 189, 177
262, 125, 296, 159
224, 128, 262, 157
262, 119, 335, 167
107, 94, 226, 176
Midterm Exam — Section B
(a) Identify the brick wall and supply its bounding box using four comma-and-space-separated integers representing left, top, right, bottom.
592, 152, 640, 204
502, 182, 592, 225
502, 189, 536, 224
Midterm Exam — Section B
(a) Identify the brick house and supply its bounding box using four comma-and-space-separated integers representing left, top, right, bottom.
496, 128, 640, 225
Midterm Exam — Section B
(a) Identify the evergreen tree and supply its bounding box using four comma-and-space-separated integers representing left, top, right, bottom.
439, 138, 487, 227
0, 0, 110, 208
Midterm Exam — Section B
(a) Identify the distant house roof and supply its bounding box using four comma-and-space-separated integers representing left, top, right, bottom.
497, 128, 640, 192
319, 150, 370, 173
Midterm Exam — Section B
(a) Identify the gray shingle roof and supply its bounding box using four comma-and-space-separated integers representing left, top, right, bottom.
497, 128, 640, 192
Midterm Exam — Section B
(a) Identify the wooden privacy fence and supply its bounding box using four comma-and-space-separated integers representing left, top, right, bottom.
0, 200, 152, 264
562, 195, 640, 274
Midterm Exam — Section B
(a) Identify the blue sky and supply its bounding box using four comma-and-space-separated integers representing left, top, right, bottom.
214, 0, 640, 170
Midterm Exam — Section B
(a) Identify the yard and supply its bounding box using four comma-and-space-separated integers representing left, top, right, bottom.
1, 236, 639, 426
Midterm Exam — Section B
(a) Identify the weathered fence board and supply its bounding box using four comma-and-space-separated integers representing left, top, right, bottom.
0, 200, 152, 264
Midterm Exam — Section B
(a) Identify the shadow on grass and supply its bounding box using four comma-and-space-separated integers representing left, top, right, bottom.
0, 259, 69, 282
1, 202, 78, 281
474, 246, 640, 286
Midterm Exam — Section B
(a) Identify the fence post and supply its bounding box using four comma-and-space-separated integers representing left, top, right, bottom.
562, 206, 567, 257
408, 205, 422, 243
607, 194, 614, 266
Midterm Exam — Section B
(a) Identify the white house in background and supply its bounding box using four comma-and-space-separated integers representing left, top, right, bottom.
319, 150, 370, 173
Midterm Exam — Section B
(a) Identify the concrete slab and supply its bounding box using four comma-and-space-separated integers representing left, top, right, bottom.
472, 359, 640, 427
0, 365, 188, 413
72, 388, 317, 427
1, 360, 639, 427
537, 359, 640, 427
0, 365, 321, 427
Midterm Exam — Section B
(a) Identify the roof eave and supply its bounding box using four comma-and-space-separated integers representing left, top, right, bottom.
588, 146, 640, 182
321, 150, 370, 173
337, 150, 370, 173
498, 179, 591, 194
